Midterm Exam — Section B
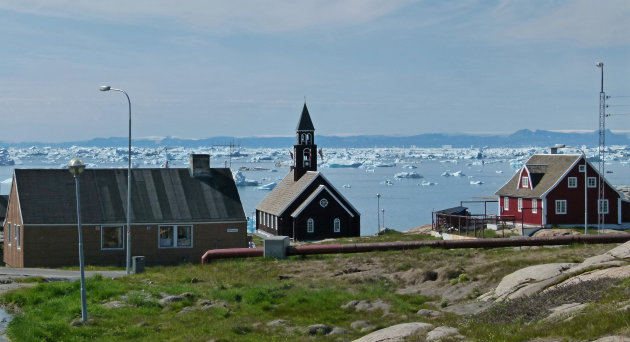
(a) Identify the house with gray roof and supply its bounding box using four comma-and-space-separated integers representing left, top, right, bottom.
3, 154, 247, 268
256, 104, 360, 240
496, 153, 630, 228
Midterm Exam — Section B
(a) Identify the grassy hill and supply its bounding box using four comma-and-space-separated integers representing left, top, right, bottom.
3, 232, 630, 341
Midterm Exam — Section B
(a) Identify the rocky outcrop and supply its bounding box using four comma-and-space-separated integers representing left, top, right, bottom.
352, 322, 434, 342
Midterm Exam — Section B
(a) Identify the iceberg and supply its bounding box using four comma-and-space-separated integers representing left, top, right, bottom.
469, 180, 483, 185
452, 170, 465, 177
323, 158, 362, 168
394, 171, 423, 179
232, 171, 259, 187
420, 180, 438, 186
257, 182, 277, 190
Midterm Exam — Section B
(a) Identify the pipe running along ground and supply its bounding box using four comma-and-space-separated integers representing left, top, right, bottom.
201, 234, 630, 264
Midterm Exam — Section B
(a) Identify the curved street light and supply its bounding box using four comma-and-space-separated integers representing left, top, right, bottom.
100, 85, 132, 275
68, 158, 88, 322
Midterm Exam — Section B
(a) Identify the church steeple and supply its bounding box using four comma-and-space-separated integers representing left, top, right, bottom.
294, 103, 317, 181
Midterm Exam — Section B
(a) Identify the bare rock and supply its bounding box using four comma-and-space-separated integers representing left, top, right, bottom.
350, 320, 370, 330
343, 299, 391, 313
416, 309, 442, 318
426, 326, 461, 341
330, 327, 349, 335
267, 319, 288, 327
307, 324, 332, 335
102, 301, 127, 309
177, 306, 197, 315
441, 301, 493, 316
353, 322, 434, 342
547, 265, 630, 292
544, 303, 587, 321
592, 337, 630, 342
159, 295, 184, 305
482, 263, 576, 301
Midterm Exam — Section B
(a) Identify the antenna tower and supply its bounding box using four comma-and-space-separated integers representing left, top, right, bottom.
596, 62, 606, 233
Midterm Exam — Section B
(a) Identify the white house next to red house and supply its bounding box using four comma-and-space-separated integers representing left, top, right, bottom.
495, 154, 630, 229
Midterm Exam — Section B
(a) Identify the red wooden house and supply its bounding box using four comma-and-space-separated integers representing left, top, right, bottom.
496, 154, 630, 228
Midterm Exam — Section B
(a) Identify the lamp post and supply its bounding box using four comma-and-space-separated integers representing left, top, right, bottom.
68, 158, 87, 323
100, 85, 132, 275
382, 209, 385, 230
376, 193, 381, 232
554, 144, 588, 234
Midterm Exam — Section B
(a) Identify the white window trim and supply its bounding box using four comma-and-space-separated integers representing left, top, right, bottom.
158, 225, 194, 249
598, 199, 609, 214
274, 216, 278, 230
532, 199, 538, 214
518, 198, 523, 212
555, 200, 567, 215
101, 225, 124, 250
307, 218, 314, 233
521, 177, 529, 188
579, 165, 586, 172
588, 177, 597, 188
6, 222, 11, 246
504, 197, 509, 211
15, 224, 21, 249
334, 218, 341, 233
568, 177, 577, 188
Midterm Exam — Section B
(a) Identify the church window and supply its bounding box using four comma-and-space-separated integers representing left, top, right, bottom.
305, 134, 311, 144
301, 134, 306, 143
334, 218, 340, 233
303, 148, 311, 167
307, 218, 314, 233
320, 198, 328, 207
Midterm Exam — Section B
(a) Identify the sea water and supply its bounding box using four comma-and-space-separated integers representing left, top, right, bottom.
2, 155, 629, 237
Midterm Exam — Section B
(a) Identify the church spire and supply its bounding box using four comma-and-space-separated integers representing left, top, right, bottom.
296, 103, 315, 132
293, 103, 317, 181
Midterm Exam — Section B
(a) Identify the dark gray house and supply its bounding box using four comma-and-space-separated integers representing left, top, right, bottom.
256, 104, 360, 240
4, 154, 247, 268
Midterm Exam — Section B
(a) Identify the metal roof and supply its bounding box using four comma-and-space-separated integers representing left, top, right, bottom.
14, 168, 245, 225
255, 170, 319, 216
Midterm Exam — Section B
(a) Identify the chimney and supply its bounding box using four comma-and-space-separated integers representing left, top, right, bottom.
190, 154, 211, 177
549, 147, 558, 155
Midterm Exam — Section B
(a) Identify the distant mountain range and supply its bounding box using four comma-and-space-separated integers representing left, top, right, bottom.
3, 129, 629, 149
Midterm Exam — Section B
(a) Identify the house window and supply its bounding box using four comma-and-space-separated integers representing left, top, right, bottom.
504, 197, 509, 211
307, 218, 314, 233
598, 200, 609, 214
518, 198, 523, 212
555, 200, 567, 215
15, 225, 21, 249
579, 165, 586, 172
259, 211, 262, 225
101, 226, 124, 250
521, 176, 529, 188
588, 177, 597, 188
532, 199, 538, 214
6, 223, 11, 245
274, 216, 278, 230
159, 225, 193, 248
334, 218, 340, 233
568, 177, 577, 188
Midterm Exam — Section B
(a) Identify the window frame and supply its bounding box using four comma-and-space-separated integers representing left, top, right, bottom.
532, 199, 538, 214
521, 176, 529, 188
568, 177, 577, 188
504, 197, 509, 211
101, 225, 124, 250
158, 225, 194, 249
598, 199, 609, 214
588, 177, 597, 188
334, 218, 341, 233
579, 165, 586, 172
6, 222, 11, 246
555, 200, 567, 215
517, 198, 523, 212
15, 224, 21, 249
307, 218, 314, 233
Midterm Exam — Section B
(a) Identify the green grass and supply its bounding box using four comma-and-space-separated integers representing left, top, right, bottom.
2, 239, 626, 341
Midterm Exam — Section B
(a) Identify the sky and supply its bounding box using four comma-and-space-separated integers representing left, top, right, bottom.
0, 0, 629, 143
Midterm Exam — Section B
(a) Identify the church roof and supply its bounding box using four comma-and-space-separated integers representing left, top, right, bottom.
256, 170, 319, 216
296, 103, 315, 131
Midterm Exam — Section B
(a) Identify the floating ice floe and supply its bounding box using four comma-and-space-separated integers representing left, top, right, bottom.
452, 170, 465, 177
394, 171, 423, 179
420, 180, 438, 186
402, 164, 417, 169
257, 182, 277, 190
342, 184, 351, 188
232, 171, 259, 187
323, 158, 362, 168
380, 180, 393, 186
441, 171, 452, 177
469, 180, 483, 185
495, 170, 504, 174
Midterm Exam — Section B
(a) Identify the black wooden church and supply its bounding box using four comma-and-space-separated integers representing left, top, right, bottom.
256, 104, 361, 240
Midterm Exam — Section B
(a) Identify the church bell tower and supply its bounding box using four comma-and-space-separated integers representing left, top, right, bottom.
294, 103, 317, 181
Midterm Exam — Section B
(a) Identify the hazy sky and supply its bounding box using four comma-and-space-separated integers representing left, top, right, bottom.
1, 0, 629, 142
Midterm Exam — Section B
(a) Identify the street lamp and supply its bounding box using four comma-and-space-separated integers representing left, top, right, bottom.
100, 85, 132, 275
376, 193, 381, 232
382, 209, 385, 230
68, 158, 88, 323
554, 144, 588, 234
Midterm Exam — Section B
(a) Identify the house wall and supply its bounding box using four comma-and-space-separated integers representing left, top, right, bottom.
622, 201, 630, 223
546, 166, 619, 226
12, 221, 246, 268
3, 178, 24, 267
499, 196, 543, 226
